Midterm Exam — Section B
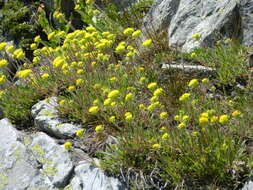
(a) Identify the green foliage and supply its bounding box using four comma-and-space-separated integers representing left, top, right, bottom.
0, 0, 40, 50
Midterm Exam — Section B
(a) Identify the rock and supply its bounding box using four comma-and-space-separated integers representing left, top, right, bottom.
161, 63, 214, 75
67, 161, 127, 190
241, 174, 253, 190
168, 0, 239, 52
143, 0, 243, 52
31, 97, 84, 138
143, 0, 180, 35
239, 0, 253, 47
0, 118, 54, 190
29, 132, 74, 188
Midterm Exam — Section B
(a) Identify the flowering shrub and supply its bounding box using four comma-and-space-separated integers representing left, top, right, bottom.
0, 1, 253, 189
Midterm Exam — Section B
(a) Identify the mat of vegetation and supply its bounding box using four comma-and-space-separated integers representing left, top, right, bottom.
1, 0, 253, 189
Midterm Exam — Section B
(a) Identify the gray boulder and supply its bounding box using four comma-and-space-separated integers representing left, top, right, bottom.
142, 0, 253, 52
143, 0, 180, 35
168, 0, 239, 52
31, 97, 83, 138
29, 132, 74, 188
0, 118, 54, 190
239, 0, 253, 47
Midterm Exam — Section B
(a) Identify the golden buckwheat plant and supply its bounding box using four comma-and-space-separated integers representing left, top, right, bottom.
1, 2, 253, 190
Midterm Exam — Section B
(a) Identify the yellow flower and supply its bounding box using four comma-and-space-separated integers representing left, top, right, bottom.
140, 77, 147, 83
34, 35, 41, 43
177, 123, 186, 129
232, 110, 241, 118
153, 88, 163, 96
108, 90, 120, 99
0, 75, 6, 84
93, 99, 99, 105
109, 116, 116, 122
152, 143, 161, 149
63, 141, 72, 150
115, 45, 125, 54
139, 104, 145, 109
125, 93, 134, 101
123, 28, 134, 36
160, 112, 168, 119
77, 69, 84, 75
95, 125, 104, 133
200, 112, 209, 118
147, 104, 156, 111
110, 77, 118, 82
199, 117, 209, 125
41, 73, 49, 79
104, 98, 111, 106
59, 100, 66, 106
6, 45, 14, 53
162, 133, 169, 141
89, 106, 99, 114
174, 115, 180, 121
30, 43, 37, 50
182, 115, 190, 122
86, 0, 93, 5
132, 30, 142, 38
188, 79, 198, 88
48, 32, 55, 41
91, 61, 97, 67
202, 78, 209, 84
179, 93, 191, 102
192, 33, 200, 40
125, 112, 133, 122
33, 57, 39, 64
191, 52, 197, 58
0, 42, 7, 50
76, 129, 85, 137
191, 131, 199, 137
142, 39, 152, 47
210, 116, 218, 123
147, 82, 157, 90
150, 96, 158, 103
16, 69, 32, 78
76, 79, 84, 86
68, 86, 75, 92
219, 115, 229, 124
0, 59, 8, 68
110, 101, 117, 107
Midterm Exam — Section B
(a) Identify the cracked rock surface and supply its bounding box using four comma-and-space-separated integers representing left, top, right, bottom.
31, 97, 83, 139
0, 99, 126, 190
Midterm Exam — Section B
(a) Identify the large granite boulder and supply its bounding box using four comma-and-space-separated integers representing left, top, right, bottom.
143, 0, 253, 52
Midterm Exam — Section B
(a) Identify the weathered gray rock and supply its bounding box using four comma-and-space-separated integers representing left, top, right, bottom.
240, 0, 253, 47
161, 63, 214, 74
0, 118, 54, 190
143, 0, 179, 35
168, 0, 239, 52
29, 132, 74, 188
143, 0, 245, 52
31, 97, 83, 138
66, 161, 126, 190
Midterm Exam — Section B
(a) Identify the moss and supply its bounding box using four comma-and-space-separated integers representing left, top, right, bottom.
0, 172, 8, 188
43, 166, 57, 176
40, 109, 57, 118
32, 144, 45, 158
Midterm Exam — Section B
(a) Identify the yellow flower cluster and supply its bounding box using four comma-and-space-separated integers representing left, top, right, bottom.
16, 69, 32, 78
